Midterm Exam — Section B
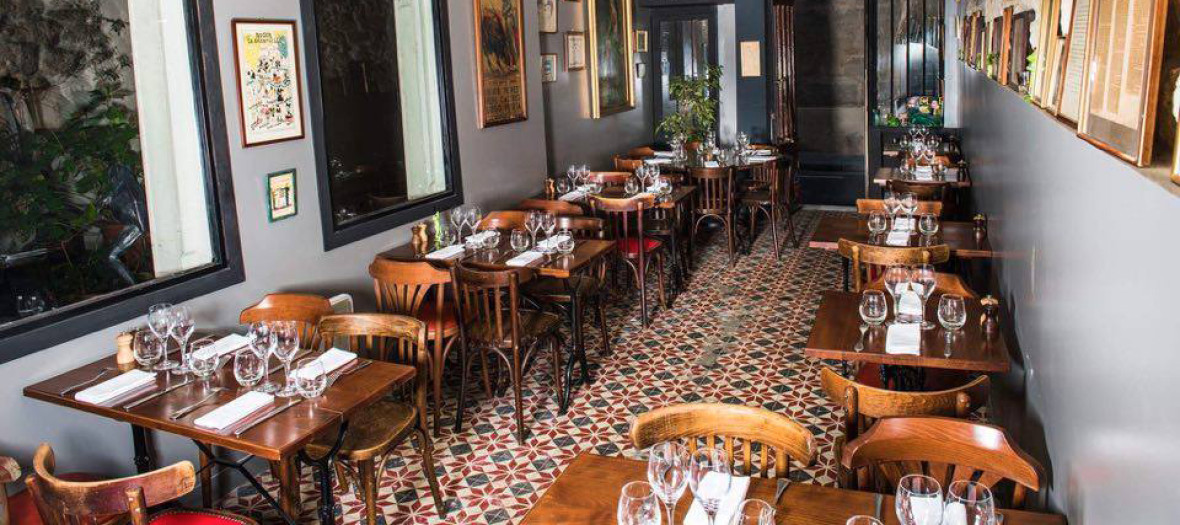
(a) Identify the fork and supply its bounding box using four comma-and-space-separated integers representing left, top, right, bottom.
854, 323, 868, 352
59, 368, 117, 396
168, 388, 227, 420
774, 478, 792, 503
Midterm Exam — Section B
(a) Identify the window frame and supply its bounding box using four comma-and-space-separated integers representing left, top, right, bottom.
0, 0, 244, 363
300, 0, 465, 251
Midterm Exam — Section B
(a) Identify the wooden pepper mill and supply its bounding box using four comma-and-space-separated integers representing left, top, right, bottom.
973, 214, 988, 243
980, 296, 999, 337
545, 178, 556, 199
115, 330, 139, 371
411, 223, 430, 256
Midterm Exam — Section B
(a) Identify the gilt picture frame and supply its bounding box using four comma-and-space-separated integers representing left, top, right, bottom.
232, 20, 305, 148
587, 0, 635, 118
475, 0, 529, 127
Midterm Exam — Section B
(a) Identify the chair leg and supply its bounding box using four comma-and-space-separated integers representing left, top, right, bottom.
637, 263, 649, 328
551, 335, 566, 412
655, 254, 668, 310
784, 204, 799, 247
454, 341, 470, 433
431, 342, 445, 437
358, 459, 378, 525
199, 445, 214, 508
595, 296, 611, 356
511, 358, 527, 442
769, 206, 781, 260
415, 426, 446, 515
480, 350, 494, 398
726, 216, 737, 266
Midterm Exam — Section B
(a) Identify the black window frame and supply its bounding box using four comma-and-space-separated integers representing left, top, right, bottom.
300, 0, 465, 251
0, 0, 243, 363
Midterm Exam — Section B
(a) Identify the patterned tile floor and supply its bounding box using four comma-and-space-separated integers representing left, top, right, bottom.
222, 209, 849, 524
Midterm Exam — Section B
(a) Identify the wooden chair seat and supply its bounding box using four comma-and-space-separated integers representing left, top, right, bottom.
149, 509, 258, 525
523, 275, 601, 303
307, 400, 416, 462
619, 237, 663, 256
643, 217, 678, 235
466, 310, 561, 348
740, 190, 773, 205
865, 271, 978, 299
417, 300, 460, 338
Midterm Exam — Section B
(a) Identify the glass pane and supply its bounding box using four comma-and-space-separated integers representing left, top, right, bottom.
658, 18, 710, 136
312, 0, 448, 227
1, 0, 219, 326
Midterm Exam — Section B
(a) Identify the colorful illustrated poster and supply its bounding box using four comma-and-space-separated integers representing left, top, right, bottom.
475, 0, 528, 127
232, 20, 304, 146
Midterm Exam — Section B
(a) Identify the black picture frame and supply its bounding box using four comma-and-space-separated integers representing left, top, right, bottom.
300, 0, 465, 251
0, 0, 244, 363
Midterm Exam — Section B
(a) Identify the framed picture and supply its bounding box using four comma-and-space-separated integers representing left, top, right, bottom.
1054, 0, 1093, 123
634, 30, 648, 53
474, 0, 528, 127
996, 9, 1013, 83
1077, 0, 1169, 166
587, 0, 635, 118
1029, 0, 1058, 102
566, 32, 586, 70
636, 62, 646, 79
232, 20, 305, 147
1174, 132, 1180, 186
266, 169, 297, 222
539, 0, 557, 34
542, 53, 558, 83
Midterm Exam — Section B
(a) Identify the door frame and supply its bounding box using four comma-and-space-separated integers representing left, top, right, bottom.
648, 5, 720, 141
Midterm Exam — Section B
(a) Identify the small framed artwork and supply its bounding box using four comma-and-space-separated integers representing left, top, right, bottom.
232, 20, 305, 147
566, 32, 586, 71
266, 169, 298, 222
539, 0, 557, 33
636, 62, 646, 79
542, 54, 558, 83
634, 30, 648, 53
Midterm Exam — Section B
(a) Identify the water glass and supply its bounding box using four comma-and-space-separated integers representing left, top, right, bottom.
525, 211, 543, 245
689, 448, 732, 525
233, 349, 265, 392
625, 176, 641, 195
169, 305, 196, 373
938, 294, 967, 333
900, 192, 918, 218
911, 264, 938, 330
867, 211, 888, 235
918, 214, 939, 237
247, 321, 277, 394
132, 331, 164, 371
646, 442, 688, 525
883, 192, 901, 218
188, 340, 219, 390
147, 304, 177, 370
618, 481, 663, 525
271, 321, 301, 397
882, 267, 912, 320
859, 290, 888, 326
730, 499, 775, 525
541, 212, 557, 238
896, 475, 944, 525
555, 176, 572, 194
511, 228, 531, 253
945, 481, 997, 525
556, 230, 576, 256
464, 205, 483, 236
294, 357, 328, 402
846, 517, 884, 525
483, 229, 502, 251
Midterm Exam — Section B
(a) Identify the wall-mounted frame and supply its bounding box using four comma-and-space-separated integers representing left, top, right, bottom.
635, 30, 648, 53
1054, 0, 1093, 123
972, 14, 985, 69
587, 0, 635, 118
266, 169, 297, 222
542, 53, 558, 83
1173, 134, 1180, 186
1006, 10, 1033, 91
231, 19, 306, 147
540, 0, 557, 34
996, 8, 1013, 84
566, 31, 586, 71
1029, 0, 1058, 103
1077, 0, 1169, 167
474, 0, 528, 127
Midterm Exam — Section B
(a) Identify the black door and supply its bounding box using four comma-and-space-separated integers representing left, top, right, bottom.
649, 6, 718, 143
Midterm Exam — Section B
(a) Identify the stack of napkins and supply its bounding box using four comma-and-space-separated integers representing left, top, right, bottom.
892, 217, 915, 231
645, 158, 673, 165
942, 501, 969, 525
194, 391, 274, 431
192, 333, 250, 361
75, 370, 156, 405
652, 151, 676, 158
425, 245, 465, 260
297, 348, 358, 379
559, 190, 586, 202
684, 474, 751, 525
506, 251, 545, 267
885, 322, 922, 355
885, 230, 911, 246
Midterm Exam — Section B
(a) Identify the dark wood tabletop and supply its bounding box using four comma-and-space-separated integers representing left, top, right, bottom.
23, 350, 415, 462
874, 167, 971, 188
520, 453, 1064, 524
804, 291, 1010, 373
808, 215, 994, 259
532, 185, 697, 210
379, 237, 616, 280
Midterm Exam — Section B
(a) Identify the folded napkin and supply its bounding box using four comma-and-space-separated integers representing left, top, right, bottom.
885, 230, 911, 246
75, 370, 157, 405
468, 231, 495, 243
915, 165, 934, 174
703, 161, 721, 168
746, 156, 773, 163
559, 190, 586, 202
684, 474, 751, 525
914, 171, 935, 182
892, 217, 914, 231
192, 333, 250, 361
652, 151, 676, 158
193, 391, 274, 431
297, 348, 358, 379
506, 251, 546, 267
885, 322, 922, 355
752, 150, 774, 156
898, 290, 924, 317
645, 158, 673, 165
425, 245, 465, 260
535, 234, 571, 251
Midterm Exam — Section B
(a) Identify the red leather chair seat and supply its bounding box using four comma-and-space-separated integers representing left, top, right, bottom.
618, 237, 662, 255
11, 473, 119, 525
416, 300, 459, 337
150, 509, 255, 525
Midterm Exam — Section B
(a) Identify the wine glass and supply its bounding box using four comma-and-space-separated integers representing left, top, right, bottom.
625, 176, 641, 195
896, 475, 944, 525
882, 266, 912, 322
900, 193, 918, 224
883, 192, 901, 221
464, 205, 483, 238
647, 442, 688, 525
867, 211, 888, 236
689, 448, 732, 525
938, 294, 967, 334
511, 228, 531, 253
271, 321, 301, 397
147, 304, 177, 370
449, 205, 466, 236
556, 230, 576, 257
918, 213, 939, 237
912, 264, 938, 330
132, 331, 164, 371
233, 349, 265, 392
247, 321, 277, 394
555, 176, 572, 194
566, 165, 578, 187
525, 211, 543, 246
541, 212, 557, 240
859, 290, 888, 327
730, 499, 774, 525
188, 340, 219, 392
617, 481, 662, 525
294, 357, 328, 404
169, 305, 196, 374
945, 481, 997, 525
846, 517, 884, 525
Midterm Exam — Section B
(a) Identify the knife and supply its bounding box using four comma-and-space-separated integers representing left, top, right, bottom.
873, 493, 883, 521
234, 399, 302, 437
123, 379, 193, 410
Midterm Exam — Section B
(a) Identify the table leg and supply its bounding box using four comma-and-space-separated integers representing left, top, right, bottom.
198, 444, 214, 508
842, 258, 851, 292
879, 365, 926, 392
298, 421, 349, 525
274, 457, 301, 520
192, 441, 297, 525
132, 425, 153, 474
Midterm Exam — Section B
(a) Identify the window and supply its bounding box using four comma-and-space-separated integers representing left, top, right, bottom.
0, 0, 241, 360
301, 0, 462, 249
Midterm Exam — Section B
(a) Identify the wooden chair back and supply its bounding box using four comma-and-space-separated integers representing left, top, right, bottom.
26, 444, 196, 525
631, 403, 815, 479
477, 211, 528, 231
589, 171, 633, 187
836, 239, 950, 292
317, 314, 428, 407
856, 199, 943, 217
749, 144, 778, 151
239, 293, 334, 349
613, 155, 644, 172
369, 257, 454, 347
688, 166, 734, 217
517, 198, 584, 216
591, 195, 654, 257
841, 417, 1043, 509
887, 179, 944, 201
628, 146, 657, 157
452, 263, 534, 350
820, 367, 988, 443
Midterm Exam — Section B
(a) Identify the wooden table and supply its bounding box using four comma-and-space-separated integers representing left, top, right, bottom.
533, 185, 697, 211
521, 453, 1064, 524
24, 350, 415, 524
380, 237, 615, 280
873, 167, 971, 188
804, 291, 1010, 374
808, 215, 993, 259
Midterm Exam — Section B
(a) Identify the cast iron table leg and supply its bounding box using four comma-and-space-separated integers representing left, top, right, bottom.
132, 425, 153, 474
298, 421, 350, 525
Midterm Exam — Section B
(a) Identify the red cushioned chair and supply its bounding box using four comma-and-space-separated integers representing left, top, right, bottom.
591, 194, 668, 328
24, 443, 256, 525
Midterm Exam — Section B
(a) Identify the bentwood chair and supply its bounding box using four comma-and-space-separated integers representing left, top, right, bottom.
591, 194, 668, 328
613, 155, 645, 173
369, 257, 461, 436
836, 239, 976, 298
3, 455, 114, 525
517, 198, 584, 216
588, 171, 632, 187
631, 403, 815, 479
477, 210, 529, 231
855, 199, 944, 217
740, 158, 796, 259
688, 166, 739, 266
239, 293, 335, 350
307, 314, 445, 522
453, 263, 564, 442
628, 146, 657, 157
26, 444, 256, 525
842, 417, 1044, 509
887, 179, 944, 202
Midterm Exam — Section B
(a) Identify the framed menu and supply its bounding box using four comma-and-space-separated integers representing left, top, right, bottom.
1029, 0, 1056, 102
1054, 0, 1092, 123
1077, 0, 1169, 166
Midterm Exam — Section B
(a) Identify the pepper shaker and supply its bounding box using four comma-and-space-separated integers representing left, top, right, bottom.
411, 223, 429, 256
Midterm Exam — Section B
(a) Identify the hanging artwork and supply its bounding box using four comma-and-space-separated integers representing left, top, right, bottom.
475, 0, 528, 127
232, 20, 305, 147
1055, 0, 1092, 123
542, 54, 558, 83
587, 0, 635, 118
566, 32, 586, 70
266, 169, 298, 222
540, 0, 557, 34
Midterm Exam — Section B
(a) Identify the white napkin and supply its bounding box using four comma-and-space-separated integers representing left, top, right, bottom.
885, 323, 922, 355
645, 158, 673, 165
746, 156, 773, 163
468, 231, 495, 243
506, 251, 545, 267
425, 245, 465, 260
684, 474, 751, 525
898, 290, 924, 317
752, 150, 774, 156
885, 230, 911, 246
297, 348, 358, 379
653, 151, 676, 158
193, 391, 274, 431
942, 502, 969, 525
915, 170, 935, 182
892, 217, 914, 231
703, 161, 721, 168
535, 234, 570, 251
75, 370, 156, 405
192, 333, 250, 361
559, 190, 586, 202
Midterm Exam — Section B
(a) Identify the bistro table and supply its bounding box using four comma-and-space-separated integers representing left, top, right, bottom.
809, 216, 992, 259
873, 167, 971, 188
24, 349, 414, 524
521, 453, 1065, 524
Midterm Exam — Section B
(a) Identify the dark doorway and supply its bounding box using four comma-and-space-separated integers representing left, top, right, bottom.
649, 6, 718, 142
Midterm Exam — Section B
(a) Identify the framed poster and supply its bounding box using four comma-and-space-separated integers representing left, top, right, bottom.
475, 0, 528, 127
587, 0, 635, 118
566, 32, 586, 70
1077, 0, 1169, 166
635, 30, 648, 53
996, 9, 1013, 83
1007, 11, 1033, 90
1054, 0, 1092, 123
1173, 133, 1180, 186
1029, 0, 1059, 102
542, 53, 558, 83
232, 20, 305, 147
540, 0, 557, 34
266, 169, 297, 222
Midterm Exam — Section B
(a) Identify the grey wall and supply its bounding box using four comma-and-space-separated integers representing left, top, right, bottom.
795, 0, 864, 155
950, 55, 1180, 524
0, 0, 547, 480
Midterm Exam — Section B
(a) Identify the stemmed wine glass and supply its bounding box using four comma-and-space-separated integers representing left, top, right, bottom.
169, 305, 196, 374
540, 212, 557, 249
867, 211, 888, 238
730, 499, 774, 525
882, 266, 912, 323
464, 205, 484, 238
271, 320, 301, 397
883, 192, 901, 225
689, 448, 733, 525
899, 193, 918, 227
911, 264, 938, 330
896, 475, 944, 525
449, 206, 466, 239
617, 481, 663, 525
147, 304, 177, 370
938, 294, 967, 340
233, 349, 265, 393
647, 442, 688, 525
525, 211, 543, 246
944, 481, 998, 525
247, 321, 277, 394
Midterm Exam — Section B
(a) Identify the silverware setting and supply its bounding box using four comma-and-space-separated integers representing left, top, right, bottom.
168, 388, 227, 420
774, 478, 792, 503
872, 492, 884, 521
233, 398, 302, 437
124, 379, 193, 410
59, 367, 117, 396
855, 323, 868, 352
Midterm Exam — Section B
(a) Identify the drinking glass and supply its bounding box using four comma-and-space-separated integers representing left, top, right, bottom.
555, 176, 572, 194
945, 481, 997, 525
883, 192, 901, 221
846, 517, 884, 525
617, 481, 662, 525
896, 475, 944, 525
132, 331, 164, 371
294, 357, 328, 403
483, 229, 502, 251
579, 165, 590, 185
247, 321, 277, 394
646, 442, 688, 525
912, 264, 938, 329
689, 448, 733, 525
449, 206, 466, 235
867, 211, 888, 235
169, 305, 196, 374
526, 211, 543, 245
625, 176, 641, 195
882, 266, 912, 321
147, 304, 177, 370
918, 214, 940, 237
541, 212, 557, 239
233, 349, 265, 392
859, 290, 888, 327
464, 205, 483, 237
566, 165, 578, 186
556, 230, 576, 257
938, 294, 967, 334
271, 321, 301, 397
730, 499, 774, 525
511, 228, 531, 253
900, 192, 918, 222
188, 340, 219, 391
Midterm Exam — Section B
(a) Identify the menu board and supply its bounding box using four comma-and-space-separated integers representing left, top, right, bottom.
1056, 0, 1091, 122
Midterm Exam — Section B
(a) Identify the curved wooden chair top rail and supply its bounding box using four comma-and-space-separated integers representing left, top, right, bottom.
837, 239, 952, 293
451, 263, 536, 349
318, 313, 428, 388
863, 271, 980, 299
855, 199, 943, 217
590, 193, 654, 213
239, 293, 334, 349
841, 417, 1043, 508
517, 198, 585, 216
631, 403, 816, 479
589, 171, 633, 186
477, 211, 529, 231
554, 215, 605, 236
820, 367, 988, 440
886, 180, 944, 201
629, 146, 657, 157
614, 155, 645, 172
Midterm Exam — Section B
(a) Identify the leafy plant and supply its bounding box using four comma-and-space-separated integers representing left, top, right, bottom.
656, 65, 723, 143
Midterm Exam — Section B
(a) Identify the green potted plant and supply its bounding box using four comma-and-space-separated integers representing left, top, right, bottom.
657, 65, 723, 147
